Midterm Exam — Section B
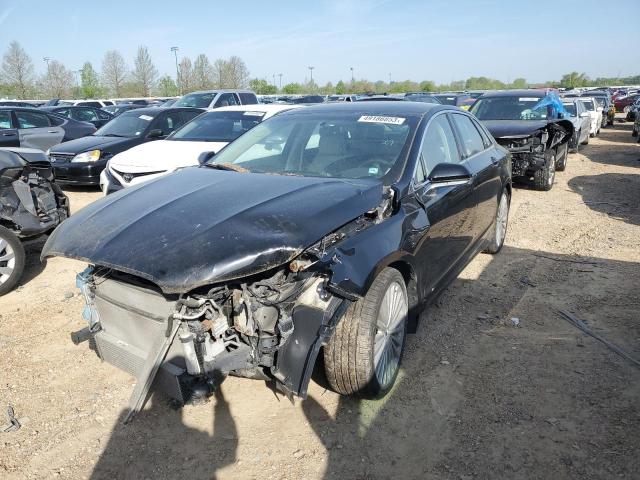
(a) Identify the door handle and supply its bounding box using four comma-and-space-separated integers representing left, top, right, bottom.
1, 132, 16, 136
47, 130, 58, 134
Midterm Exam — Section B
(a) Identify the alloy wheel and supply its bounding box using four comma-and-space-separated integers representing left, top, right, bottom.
0, 238, 16, 285
496, 192, 509, 247
373, 281, 407, 389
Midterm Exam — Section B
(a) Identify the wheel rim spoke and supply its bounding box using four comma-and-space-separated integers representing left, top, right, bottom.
373, 280, 407, 388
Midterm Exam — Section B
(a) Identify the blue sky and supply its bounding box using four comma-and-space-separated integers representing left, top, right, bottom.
1, 0, 638, 85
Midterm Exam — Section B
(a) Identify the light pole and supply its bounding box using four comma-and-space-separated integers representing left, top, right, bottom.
272, 74, 276, 88
43, 57, 51, 98
350, 67, 354, 84
278, 73, 282, 90
308, 66, 314, 83
170, 47, 180, 94
75, 69, 82, 97
388, 72, 392, 85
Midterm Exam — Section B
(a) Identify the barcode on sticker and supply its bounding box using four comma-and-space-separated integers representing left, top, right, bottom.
358, 115, 405, 125
243, 111, 265, 116
518, 98, 539, 102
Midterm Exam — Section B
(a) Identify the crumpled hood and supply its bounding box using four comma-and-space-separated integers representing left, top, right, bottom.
482, 120, 551, 139
109, 139, 228, 170
42, 167, 383, 293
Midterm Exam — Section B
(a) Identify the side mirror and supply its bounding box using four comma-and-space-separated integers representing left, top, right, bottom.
428, 162, 472, 185
147, 128, 164, 138
198, 151, 216, 165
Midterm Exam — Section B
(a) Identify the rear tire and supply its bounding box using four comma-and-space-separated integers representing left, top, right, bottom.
0, 226, 25, 296
324, 268, 408, 398
632, 128, 638, 137
484, 189, 510, 254
534, 152, 555, 191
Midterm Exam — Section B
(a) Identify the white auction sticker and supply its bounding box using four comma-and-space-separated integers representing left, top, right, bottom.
518, 98, 539, 102
139, 114, 154, 121
243, 111, 265, 116
358, 115, 405, 125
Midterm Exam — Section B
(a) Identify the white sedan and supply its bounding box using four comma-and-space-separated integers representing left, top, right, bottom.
100, 104, 301, 194
580, 97, 603, 137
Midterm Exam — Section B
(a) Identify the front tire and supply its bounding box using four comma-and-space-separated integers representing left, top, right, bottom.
534, 152, 556, 191
324, 268, 408, 398
0, 226, 26, 296
556, 143, 568, 172
484, 189, 510, 254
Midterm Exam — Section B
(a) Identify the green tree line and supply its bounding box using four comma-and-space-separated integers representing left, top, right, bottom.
1, 40, 638, 99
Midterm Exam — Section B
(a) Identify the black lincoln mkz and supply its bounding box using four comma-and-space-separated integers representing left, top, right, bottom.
44, 102, 511, 416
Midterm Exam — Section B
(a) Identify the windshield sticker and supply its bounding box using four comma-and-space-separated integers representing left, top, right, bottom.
518, 98, 539, 102
243, 111, 265, 116
368, 167, 379, 175
358, 115, 405, 125
139, 114, 153, 121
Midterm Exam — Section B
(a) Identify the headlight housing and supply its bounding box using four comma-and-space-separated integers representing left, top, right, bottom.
71, 150, 101, 163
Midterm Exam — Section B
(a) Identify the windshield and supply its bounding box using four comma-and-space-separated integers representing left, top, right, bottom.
94, 111, 155, 137
562, 103, 577, 116
206, 112, 418, 182
169, 110, 266, 142
174, 92, 216, 108
470, 96, 550, 120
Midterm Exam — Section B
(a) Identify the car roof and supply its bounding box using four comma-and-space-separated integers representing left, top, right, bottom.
479, 89, 547, 98
118, 107, 200, 116
277, 101, 449, 118
182, 89, 255, 95
209, 104, 303, 114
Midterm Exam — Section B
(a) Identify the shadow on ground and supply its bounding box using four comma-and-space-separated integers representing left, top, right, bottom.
89, 246, 640, 480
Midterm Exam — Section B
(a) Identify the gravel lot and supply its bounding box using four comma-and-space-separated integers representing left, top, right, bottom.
1, 119, 639, 480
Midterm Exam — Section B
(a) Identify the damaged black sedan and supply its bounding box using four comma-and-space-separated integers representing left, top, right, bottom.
42, 103, 511, 417
0, 148, 69, 295
470, 90, 573, 191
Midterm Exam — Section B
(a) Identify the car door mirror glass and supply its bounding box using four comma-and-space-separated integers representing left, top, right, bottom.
428, 162, 472, 184
198, 151, 216, 165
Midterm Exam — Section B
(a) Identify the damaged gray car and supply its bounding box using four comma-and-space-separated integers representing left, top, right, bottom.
42, 103, 511, 419
0, 148, 69, 295
470, 90, 574, 191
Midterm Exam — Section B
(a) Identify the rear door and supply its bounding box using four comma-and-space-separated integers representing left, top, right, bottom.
15, 110, 65, 150
449, 112, 501, 240
410, 113, 477, 298
0, 110, 19, 147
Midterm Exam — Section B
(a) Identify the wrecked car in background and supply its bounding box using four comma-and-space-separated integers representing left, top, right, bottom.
470, 90, 573, 191
42, 103, 511, 419
0, 148, 69, 295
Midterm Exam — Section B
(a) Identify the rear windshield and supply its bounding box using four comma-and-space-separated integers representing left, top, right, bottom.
168, 110, 266, 142
174, 92, 216, 108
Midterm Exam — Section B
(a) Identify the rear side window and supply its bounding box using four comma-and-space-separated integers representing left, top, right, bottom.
420, 114, 461, 173
472, 117, 493, 147
450, 114, 485, 157
239, 92, 258, 105
74, 108, 98, 122
0, 111, 12, 129
16, 111, 50, 129
215, 93, 239, 107
54, 108, 71, 117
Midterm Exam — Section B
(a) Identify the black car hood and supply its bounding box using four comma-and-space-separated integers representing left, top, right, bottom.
482, 120, 551, 139
42, 168, 384, 293
48, 135, 135, 154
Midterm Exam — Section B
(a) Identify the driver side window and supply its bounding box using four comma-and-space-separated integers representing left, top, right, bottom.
419, 115, 461, 175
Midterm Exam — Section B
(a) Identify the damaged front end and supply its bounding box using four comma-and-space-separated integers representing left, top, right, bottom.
0, 149, 69, 237
63, 170, 397, 416
495, 121, 573, 177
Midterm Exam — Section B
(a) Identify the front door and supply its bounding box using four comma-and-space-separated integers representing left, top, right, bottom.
410, 113, 477, 299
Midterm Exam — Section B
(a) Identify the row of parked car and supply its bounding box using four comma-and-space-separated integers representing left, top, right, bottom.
0, 84, 623, 414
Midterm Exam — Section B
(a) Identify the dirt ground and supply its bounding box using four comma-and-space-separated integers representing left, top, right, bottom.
1, 119, 639, 480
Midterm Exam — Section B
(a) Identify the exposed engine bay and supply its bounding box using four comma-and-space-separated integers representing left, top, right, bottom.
68, 188, 395, 417
0, 148, 69, 237
494, 121, 573, 177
